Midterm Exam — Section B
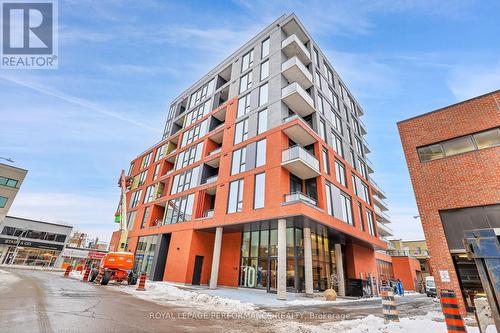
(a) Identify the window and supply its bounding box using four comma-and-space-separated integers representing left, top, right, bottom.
327, 88, 334, 104
138, 171, 147, 186
185, 100, 211, 126
154, 145, 165, 162
140, 152, 152, 169
234, 119, 249, 144
366, 209, 375, 236
256, 139, 267, 167
417, 127, 500, 162
360, 182, 370, 204
347, 127, 353, 145
254, 173, 265, 209
181, 120, 209, 146
259, 83, 268, 106
175, 142, 203, 170
317, 95, 324, 114
0, 177, 18, 188
237, 94, 251, 118
473, 128, 500, 148
144, 185, 155, 203
332, 133, 344, 158
189, 79, 215, 109
333, 112, 342, 134
340, 193, 353, 225
315, 71, 322, 89
332, 92, 339, 110
171, 166, 200, 195
231, 147, 247, 175
322, 149, 330, 175
128, 163, 134, 176
355, 137, 363, 155
228, 179, 244, 213
325, 65, 334, 85
261, 38, 270, 58
126, 211, 137, 230
0, 196, 8, 208
239, 71, 252, 93
257, 109, 268, 134
442, 136, 475, 157
164, 193, 195, 225
130, 190, 142, 208
313, 48, 319, 65
335, 160, 346, 187
358, 203, 364, 231
325, 183, 333, 215
357, 159, 367, 179
140, 207, 151, 228
241, 50, 254, 72
260, 60, 269, 80
152, 164, 161, 181
319, 120, 326, 141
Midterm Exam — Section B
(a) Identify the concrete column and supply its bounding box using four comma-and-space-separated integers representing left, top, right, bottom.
303, 227, 314, 296
209, 227, 223, 289
277, 219, 287, 300
335, 244, 345, 296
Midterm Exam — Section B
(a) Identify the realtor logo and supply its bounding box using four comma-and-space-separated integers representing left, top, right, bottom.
1, 0, 58, 68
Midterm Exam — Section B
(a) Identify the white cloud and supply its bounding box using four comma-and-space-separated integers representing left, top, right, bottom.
447, 62, 500, 101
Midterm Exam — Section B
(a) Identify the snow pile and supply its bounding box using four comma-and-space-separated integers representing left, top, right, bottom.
113, 281, 257, 313
287, 296, 381, 307
0, 269, 20, 290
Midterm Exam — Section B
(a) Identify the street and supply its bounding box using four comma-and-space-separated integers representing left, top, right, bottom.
0, 267, 454, 333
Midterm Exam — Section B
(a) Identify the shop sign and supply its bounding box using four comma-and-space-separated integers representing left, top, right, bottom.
88, 251, 106, 260
0, 236, 64, 250
61, 248, 88, 258
439, 270, 451, 283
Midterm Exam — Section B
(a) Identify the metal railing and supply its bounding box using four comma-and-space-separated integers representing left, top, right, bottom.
284, 192, 317, 206
282, 145, 319, 172
282, 114, 315, 132
202, 175, 218, 184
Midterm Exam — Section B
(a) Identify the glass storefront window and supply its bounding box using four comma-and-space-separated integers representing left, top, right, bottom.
134, 235, 158, 275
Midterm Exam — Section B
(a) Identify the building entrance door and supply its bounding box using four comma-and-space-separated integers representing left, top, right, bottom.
192, 256, 204, 285
267, 257, 278, 293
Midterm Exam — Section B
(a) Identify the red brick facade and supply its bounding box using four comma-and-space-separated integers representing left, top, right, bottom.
397, 90, 500, 314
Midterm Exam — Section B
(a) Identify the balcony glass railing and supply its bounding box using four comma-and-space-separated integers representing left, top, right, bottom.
203, 210, 214, 218
284, 192, 317, 206
209, 147, 222, 156
202, 175, 218, 184
282, 145, 319, 172
282, 114, 314, 131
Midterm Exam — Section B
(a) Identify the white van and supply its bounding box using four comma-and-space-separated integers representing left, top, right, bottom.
425, 276, 436, 297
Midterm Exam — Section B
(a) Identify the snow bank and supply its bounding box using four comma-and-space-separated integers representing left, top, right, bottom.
113, 281, 257, 313
0, 269, 20, 290
287, 296, 381, 307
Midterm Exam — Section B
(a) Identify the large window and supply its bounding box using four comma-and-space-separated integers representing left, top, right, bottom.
340, 193, 353, 225
260, 60, 269, 80
241, 50, 254, 72
184, 100, 211, 126
239, 71, 252, 93
261, 38, 269, 58
228, 179, 244, 213
175, 142, 204, 170
317, 95, 324, 114
0, 177, 18, 188
134, 235, 158, 275
181, 120, 208, 146
140, 207, 151, 228
325, 183, 333, 215
334, 159, 346, 187
130, 190, 142, 208
231, 147, 247, 175
143, 185, 155, 203
164, 193, 195, 225
259, 83, 268, 106
140, 152, 152, 169
189, 79, 215, 109
332, 133, 344, 158
319, 120, 326, 141
417, 127, 500, 162
237, 94, 251, 118
0, 196, 8, 208
322, 149, 330, 175
234, 118, 249, 144
366, 209, 375, 236
257, 109, 268, 134
256, 139, 266, 167
254, 173, 265, 209
333, 112, 342, 134
171, 166, 200, 195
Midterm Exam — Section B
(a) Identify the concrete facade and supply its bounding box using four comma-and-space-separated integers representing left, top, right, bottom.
0, 163, 27, 223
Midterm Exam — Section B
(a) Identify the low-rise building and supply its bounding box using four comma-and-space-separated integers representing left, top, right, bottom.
0, 163, 27, 223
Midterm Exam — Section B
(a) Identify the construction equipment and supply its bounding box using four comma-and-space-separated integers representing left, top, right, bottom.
89, 252, 138, 286
115, 170, 132, 252
464, 228, 500, 330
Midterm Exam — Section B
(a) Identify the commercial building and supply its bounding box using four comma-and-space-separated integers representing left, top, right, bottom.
0, 216, 73, 266
112, 14, 394, 299
398, 90, 500, 313
389, 239, 432, 278
0, 163, 27, 223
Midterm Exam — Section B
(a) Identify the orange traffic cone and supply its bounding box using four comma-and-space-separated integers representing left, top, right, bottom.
440, 289, 466, 333
82, 267, 91, 282
136, 273, 147, 291
63, 266, 72, 278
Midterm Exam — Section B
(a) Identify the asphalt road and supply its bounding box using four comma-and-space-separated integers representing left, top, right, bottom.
0, 268, 267, 333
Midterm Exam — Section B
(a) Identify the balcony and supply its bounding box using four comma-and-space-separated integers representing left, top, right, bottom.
282, 34, 311, 66
373, 195, 389, 211
282, 145, 320, 179
377, 221, 393, 237
284, 192, 317, 206
202, 175, 218, 185
203, 210, 214, 218
369, 177, 387, 199
374, 206, 391, 224
282, 115, 317, 146
282, 82, 315, 117
366, 157, 374, 174
281, 56, 313, 90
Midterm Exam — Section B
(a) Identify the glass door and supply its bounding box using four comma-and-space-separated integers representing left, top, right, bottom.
267, 257, 278, 293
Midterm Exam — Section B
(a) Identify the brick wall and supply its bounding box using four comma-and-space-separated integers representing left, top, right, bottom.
397, 90, 500, 314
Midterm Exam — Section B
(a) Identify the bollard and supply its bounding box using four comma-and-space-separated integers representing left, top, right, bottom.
136, 273, 147, 291
381, 286, 399, 322
440, 289, 466, 333
82, 267, 91, 282
93, 267, 104, 284
63, 266, 72, 278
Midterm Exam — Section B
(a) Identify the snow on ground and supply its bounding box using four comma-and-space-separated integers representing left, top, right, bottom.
0, 264, 64, 272
0, 269, 20, 290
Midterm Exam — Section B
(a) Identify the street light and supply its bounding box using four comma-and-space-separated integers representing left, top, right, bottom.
10, 228, 28, 265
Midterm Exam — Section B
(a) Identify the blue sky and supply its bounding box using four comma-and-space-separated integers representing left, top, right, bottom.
1, 0, 499, 242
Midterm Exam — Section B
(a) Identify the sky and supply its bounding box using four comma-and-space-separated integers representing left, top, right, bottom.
1, 0, 499, 243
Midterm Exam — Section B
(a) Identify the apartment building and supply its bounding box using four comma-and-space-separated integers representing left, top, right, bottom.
0, 162, 27, 223
398, 90, 500, 313
112, 14, 393, 299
